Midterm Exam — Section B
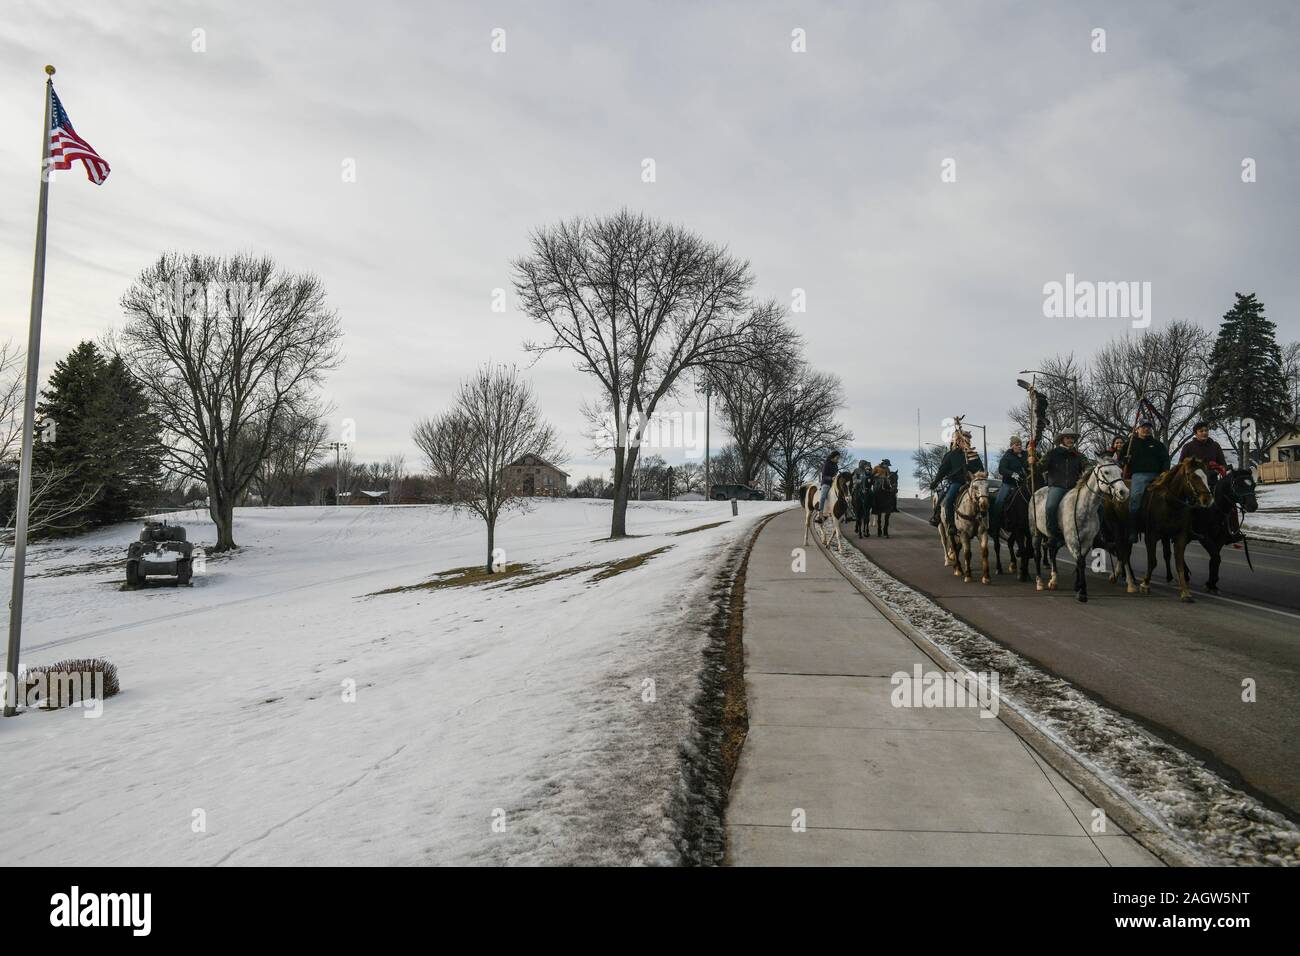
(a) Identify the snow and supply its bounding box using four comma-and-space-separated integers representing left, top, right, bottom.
828, 543, 1300, 866
1250, 481, 1300, 545
0, 498, 787, 865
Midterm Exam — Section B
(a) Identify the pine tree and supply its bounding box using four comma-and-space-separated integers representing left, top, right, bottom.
32, 342, 163, 534
1204, 293, 1291, 460
97, 354, 162, 523
33, 341, 106, 534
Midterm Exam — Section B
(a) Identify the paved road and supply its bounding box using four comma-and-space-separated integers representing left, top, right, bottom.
728, 509, 1159, 866
844, 499, 1300, 819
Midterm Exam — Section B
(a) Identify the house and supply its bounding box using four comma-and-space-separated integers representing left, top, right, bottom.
1260, 430, 1300, 483
503, 454, 568, 497
350, 489, 389, 505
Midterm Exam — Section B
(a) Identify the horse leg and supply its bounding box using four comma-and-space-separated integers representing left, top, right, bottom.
1207, 547, 1221, 593
1139, 533, 1156, 593
992, 533, 1004, 575
1176, 535, 1194, 602
980, 530, 990, 585
1046, 543, 1058, 590
1075, 556, 1087, 602
960, 533, 972, 582
1162, 537, 1173, 583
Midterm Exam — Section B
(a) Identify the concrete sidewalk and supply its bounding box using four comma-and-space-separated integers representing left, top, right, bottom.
726, 508, 1160, 866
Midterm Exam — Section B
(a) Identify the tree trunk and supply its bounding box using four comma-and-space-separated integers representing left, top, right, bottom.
610, 445, 631, 538
486, 520, 495, 574
209, 486, 237, 551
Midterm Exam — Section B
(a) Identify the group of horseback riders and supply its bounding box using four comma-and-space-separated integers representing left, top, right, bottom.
929, 419, 1242, 546
814, 450, 900, 538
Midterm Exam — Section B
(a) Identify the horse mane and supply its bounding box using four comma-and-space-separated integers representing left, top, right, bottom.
1150, 457, 1202, 493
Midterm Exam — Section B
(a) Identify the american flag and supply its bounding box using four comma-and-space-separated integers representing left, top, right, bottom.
48, 85, 110, 184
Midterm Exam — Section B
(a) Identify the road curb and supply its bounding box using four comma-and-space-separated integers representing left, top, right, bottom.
811, 530, 1202, 868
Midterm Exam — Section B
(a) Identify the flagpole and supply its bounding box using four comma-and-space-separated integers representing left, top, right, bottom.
4, 65, 55, 717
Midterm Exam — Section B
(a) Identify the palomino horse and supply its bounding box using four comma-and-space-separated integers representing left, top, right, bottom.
1159, 467, 1258, 593
802, 472, 852, 556
1138, 458, 1214, 602
952, 473, 994, 584
1029, 460, 1129, 602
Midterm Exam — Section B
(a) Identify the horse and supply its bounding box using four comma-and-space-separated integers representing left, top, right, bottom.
1137, 458, 1214, 602
870, 466, 897, 537
1158, 466, 1257, 594
952, 473, 994, 584
990, 478, 1034, 582
851, 470, 874, 537
933, 487, 958, 567
1029, 460, 1129, 601
802, 471, 852, 556
1098, 493, 1140, 593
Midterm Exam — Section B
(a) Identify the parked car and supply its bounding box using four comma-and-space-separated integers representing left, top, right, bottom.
709, 483, 766, 501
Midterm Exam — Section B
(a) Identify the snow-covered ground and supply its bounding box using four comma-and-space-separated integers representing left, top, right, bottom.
1251, 481, 1300, 545
0, 498, 787, 865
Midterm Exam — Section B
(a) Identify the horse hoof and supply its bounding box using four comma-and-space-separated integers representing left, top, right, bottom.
964, 575, 972, 583
1180, 594, 1195, 603
1076, 593, 1087, 603
1127, 585, 1137, 594
1138, 584, 1149, 594
981, 577, 990, 585
1205, 585, 1219, 594
1035, 581, 1044, 592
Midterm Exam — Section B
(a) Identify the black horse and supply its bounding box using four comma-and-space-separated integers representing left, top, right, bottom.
990, 478, 1034, 583
870, 467, 898, 537
1161, 468, 1258, 593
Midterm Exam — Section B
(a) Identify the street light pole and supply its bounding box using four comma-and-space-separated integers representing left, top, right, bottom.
327, 441, 347, 506
704, 385, 711, 499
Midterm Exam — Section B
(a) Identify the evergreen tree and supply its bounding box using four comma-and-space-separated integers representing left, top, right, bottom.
33, 342, 162, 534
1204, 293, 1292, 461
97, 354, 163, 524
33, 341, 106, 534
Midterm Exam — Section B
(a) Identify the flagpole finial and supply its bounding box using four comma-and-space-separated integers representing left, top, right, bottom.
44, 65, 55, 76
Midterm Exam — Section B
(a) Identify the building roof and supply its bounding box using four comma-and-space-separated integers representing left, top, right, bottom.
505, 454, 569, 476
358, 489, 389, 498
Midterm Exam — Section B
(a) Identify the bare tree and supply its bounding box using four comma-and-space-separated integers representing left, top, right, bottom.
419, 365, 562, 572
702, 302, 801, 483
912, 445, 946, 492
117, 254, 343, 549
514, 210, 756, 537
1012, 323, 1211, 456
0, 340, 26, 464
251, 395, 331, 505
766, 366, 853, 499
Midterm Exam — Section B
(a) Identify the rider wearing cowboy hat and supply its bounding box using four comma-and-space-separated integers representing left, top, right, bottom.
929, 429, 984, 529
1029, 430, 1084, 542
1122, 420, 1171, 542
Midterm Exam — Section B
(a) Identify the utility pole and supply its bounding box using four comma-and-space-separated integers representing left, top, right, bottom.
327, 441, 347, 506
704, 385, 711, 499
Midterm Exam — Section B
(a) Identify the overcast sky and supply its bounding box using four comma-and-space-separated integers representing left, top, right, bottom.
2, 0, 1296, 486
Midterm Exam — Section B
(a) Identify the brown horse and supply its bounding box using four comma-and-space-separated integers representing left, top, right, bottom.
1138, 458, 1214, 602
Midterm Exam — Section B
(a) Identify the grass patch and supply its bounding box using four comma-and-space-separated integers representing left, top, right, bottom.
369, 562, 537, 595
590, 546, 672, 581
669, 521, 729, 536
20, 658, 120, 710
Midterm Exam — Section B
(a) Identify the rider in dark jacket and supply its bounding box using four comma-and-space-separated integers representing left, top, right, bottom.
1123, 421, 1170, 541
991, 437, 1027, 530
1030, 431, 1084, 540
1178, 422, 1227, 472
929, 431, 984, 528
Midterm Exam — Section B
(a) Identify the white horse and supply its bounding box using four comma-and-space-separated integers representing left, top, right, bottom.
1029, 460, 1129, 602
952, 474, 994, 584
802, 473, 851, 556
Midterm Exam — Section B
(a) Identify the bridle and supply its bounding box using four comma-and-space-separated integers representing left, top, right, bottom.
956, 477, 991, 525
